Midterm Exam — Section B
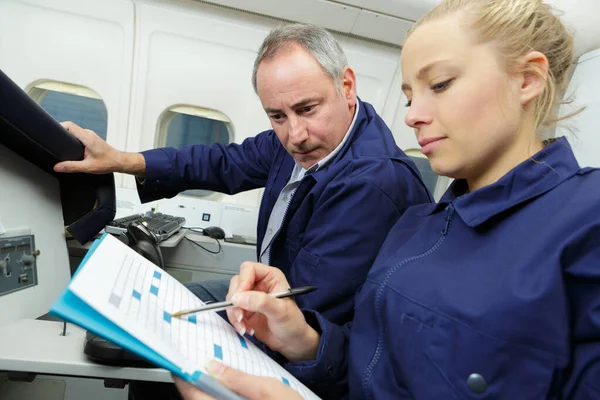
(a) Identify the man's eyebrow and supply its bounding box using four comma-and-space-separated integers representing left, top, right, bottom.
401, 60, 455, 91
291, 97, 320, 109
264, 97, 321, 114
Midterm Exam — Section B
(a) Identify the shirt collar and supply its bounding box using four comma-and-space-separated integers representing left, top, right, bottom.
289, 100, 360, 182
430, 137, 581, 226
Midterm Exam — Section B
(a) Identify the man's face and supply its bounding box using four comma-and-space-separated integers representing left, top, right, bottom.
256, 44, 357, 169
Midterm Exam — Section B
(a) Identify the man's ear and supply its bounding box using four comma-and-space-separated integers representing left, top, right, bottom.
341, 66, 357, 107
519, 51, 549, 106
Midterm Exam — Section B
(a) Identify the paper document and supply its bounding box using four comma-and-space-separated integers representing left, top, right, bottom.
59, 234, 319, 400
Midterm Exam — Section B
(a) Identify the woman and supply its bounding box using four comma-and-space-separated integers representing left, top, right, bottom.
177, 0, 600, 398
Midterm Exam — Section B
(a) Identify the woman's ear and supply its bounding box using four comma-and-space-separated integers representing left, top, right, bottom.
519, 51, 550, 106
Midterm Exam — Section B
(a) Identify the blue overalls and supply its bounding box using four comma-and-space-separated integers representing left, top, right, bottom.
288, 138, 600, 399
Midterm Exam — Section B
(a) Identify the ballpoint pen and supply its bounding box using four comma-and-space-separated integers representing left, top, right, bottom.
171, 285, 317, 317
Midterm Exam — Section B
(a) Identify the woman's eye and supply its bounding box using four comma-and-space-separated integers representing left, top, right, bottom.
431, 79, 453, 93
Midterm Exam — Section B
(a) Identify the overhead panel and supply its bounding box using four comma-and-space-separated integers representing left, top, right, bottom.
200, 0, 361, 33
351, 10, 413, 46
333, 0, 438, 22
196, 0, 446, 45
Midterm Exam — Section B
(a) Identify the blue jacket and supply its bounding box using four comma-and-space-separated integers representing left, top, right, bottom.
137, 99, 432, 325
288, 138, 600, 399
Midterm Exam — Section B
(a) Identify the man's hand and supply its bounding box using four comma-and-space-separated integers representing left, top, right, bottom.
226, 262, 320, 362
53, 121, 146, 175
173, 361, 304, 400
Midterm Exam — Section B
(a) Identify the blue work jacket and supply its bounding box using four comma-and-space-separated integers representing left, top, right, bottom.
288, 138, 600, 399
137, 99, 432, 325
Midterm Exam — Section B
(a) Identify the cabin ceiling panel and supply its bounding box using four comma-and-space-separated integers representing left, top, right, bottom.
335, 0, 439, 22
199, 0, 361, 33
351, 10, 413, 47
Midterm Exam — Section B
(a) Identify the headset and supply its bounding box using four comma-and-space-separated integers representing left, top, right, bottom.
123, 222, 164, 269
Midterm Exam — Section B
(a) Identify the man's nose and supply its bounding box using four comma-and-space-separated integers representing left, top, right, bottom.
288, 116, 308, 146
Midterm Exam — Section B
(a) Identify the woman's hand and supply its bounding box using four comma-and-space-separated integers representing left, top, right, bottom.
226, 262, 320, 361
173, 361, 303, 400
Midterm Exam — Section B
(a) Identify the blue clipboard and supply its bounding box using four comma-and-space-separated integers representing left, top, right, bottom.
50, 233, 247, 400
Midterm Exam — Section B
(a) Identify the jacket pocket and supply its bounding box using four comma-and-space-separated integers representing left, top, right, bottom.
422, 317, 559, 399
380, 294, 561, 399
287, 240, 320, 286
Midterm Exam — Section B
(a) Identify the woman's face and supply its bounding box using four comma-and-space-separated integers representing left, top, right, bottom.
401, 14, 532, 189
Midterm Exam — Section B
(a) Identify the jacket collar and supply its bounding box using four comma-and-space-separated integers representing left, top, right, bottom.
430, 137, 580, 226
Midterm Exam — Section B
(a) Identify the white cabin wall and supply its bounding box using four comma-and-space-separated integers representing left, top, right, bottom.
0, 0, 135, 188
122, 0, 274, 207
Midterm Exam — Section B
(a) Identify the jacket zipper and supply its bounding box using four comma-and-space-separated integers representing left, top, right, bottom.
269, 197, 298, 268
267, 182, 298, 266
362, 204, 456, 399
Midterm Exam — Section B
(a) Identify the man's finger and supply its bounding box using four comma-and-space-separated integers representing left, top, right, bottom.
54, 160, 87, 173
60, 121, 93, 145
60, 121, 76, 130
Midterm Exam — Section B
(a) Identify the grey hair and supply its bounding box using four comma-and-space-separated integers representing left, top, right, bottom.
251, 23, 349, 94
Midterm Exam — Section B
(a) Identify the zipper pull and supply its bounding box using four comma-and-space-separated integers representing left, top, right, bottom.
442, 204, 455, 235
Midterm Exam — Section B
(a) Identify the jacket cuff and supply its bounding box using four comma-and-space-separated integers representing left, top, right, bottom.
283, 310, 347, 386
137, 149, 173, 202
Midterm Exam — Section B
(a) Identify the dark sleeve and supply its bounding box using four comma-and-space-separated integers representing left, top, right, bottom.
278, 311, 352, 399
562, 222, 600, 398
136, 130, 279, 202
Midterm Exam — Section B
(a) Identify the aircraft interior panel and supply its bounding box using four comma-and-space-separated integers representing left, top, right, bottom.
0, 145, 70, 325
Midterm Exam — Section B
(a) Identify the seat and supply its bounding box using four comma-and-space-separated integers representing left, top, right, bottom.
0, 68, 116, 244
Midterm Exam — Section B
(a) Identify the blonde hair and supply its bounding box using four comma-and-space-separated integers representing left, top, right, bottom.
407, 0, 578, 135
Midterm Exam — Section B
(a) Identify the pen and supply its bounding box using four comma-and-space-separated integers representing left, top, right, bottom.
171, 285, 317, 317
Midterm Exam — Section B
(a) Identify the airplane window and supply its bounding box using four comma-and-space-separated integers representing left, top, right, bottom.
28, 82, 108, 140
405, 149, 439, 195
159, 105, 234, 198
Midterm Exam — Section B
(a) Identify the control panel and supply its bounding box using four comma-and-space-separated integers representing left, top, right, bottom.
0, 235, 38, 296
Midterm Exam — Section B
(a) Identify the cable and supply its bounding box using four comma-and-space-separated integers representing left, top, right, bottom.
184, 236, 221, 254
183, 228, 222, 254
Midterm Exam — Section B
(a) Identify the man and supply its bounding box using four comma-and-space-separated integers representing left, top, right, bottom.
56, 21, 430, 366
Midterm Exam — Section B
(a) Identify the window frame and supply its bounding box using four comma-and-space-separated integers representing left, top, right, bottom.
156, 104, 236, 201
27, 80, 108, 140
